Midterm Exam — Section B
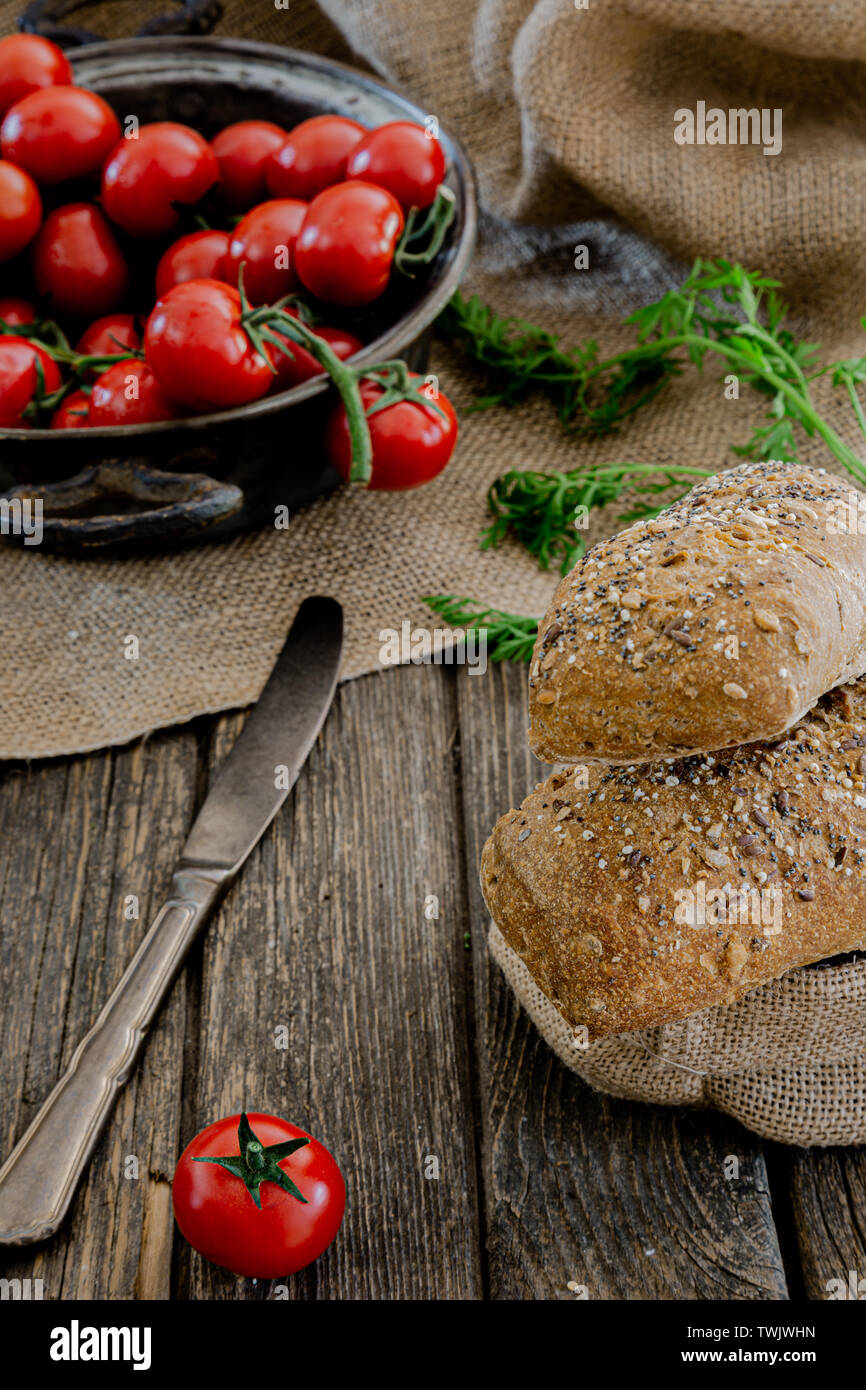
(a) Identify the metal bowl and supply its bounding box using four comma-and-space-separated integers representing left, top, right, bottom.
0, 36, 477, 549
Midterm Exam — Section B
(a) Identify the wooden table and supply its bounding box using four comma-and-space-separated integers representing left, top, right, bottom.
1, 661, 864, 1300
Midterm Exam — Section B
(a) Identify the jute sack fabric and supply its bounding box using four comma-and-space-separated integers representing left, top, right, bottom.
490, 924, 866, 1146
3, 0, 866, 756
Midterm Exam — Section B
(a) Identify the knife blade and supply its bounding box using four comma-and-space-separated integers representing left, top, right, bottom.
0, 595, 343, 1247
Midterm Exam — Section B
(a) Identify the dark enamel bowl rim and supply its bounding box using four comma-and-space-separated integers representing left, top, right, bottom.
2, 35, 477, 444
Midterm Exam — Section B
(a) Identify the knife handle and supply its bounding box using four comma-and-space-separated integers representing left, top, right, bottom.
0, 869, 223, 1247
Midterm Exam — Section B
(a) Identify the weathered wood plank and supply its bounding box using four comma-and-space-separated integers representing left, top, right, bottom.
177, 665, 484, 1300
787, 1148, 866, 1300
456, 660, 788, 1299
0, 730, 199, 1299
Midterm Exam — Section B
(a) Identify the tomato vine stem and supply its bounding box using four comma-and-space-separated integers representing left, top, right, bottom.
395, 184, 456, 274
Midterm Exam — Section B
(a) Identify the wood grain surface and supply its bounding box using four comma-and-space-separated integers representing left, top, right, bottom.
0, 664, 861, 1300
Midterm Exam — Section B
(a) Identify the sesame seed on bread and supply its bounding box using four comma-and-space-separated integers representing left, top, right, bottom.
483, 677, 866, 1038
529, 461, 866, 764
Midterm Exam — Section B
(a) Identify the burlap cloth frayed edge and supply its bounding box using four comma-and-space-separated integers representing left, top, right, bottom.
489, 922, 866, 1147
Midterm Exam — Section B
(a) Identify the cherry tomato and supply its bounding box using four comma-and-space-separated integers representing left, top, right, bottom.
0, 159, 41, 261
327, 373, 458, 489
211, 119, 285, 210
145, 278, 273, 411
75, 312, 141, 380
1, 86, 120, 185
270, 321, 362, 391
223, 199, 307, 306
155, 229, 230, 298
0, 296, 35, 327
51, 387, 90, 429
88, 358, 179, 426
266, 114, 364, 202
0, 334, 61, 426
0, 34, 71, 119
76, 312, 141, 359
101, 122, 219, 237
32, 203, 129, 318
295, 182, 404, 307
172, 1112, 346, 1279
346, 121, 446, 212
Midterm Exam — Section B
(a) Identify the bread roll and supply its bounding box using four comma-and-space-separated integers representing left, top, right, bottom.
483, 677, 866, 1037
529, 461, 866, 764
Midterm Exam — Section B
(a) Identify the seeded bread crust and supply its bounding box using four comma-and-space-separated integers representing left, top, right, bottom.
528, 461, 866, 764
483, 678, 866, 1038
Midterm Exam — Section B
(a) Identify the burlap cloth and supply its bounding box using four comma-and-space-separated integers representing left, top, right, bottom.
3, 0, 866, 1142
491, 926, 866, 1146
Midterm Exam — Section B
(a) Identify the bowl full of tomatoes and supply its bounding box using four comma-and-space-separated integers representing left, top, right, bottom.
0, 34, 476, 548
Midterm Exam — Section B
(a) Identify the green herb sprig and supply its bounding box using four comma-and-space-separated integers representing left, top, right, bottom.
482, 461, 713, 574
437, 292, 600, 418
440, 259, 866, 570
421, 595, 539, 663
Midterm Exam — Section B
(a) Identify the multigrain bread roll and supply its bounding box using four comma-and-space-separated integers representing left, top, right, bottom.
483, 677, 866, 1037
529, 461, 866, 764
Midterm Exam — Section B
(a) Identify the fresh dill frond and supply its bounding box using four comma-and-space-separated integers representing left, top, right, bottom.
421, 594, 539, 663
482, 462, 714, 575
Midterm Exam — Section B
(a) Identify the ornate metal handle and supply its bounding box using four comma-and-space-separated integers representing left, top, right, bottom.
0, 867, 225, 1246
17, 0, 223, 48
0, 460, 243, 552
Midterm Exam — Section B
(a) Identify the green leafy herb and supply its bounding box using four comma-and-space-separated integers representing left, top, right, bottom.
437, 291, 599, 419
441, 260, 866, 475
482, 461, 713, 574
422, 594, 539, 663
439, 258, 866, 569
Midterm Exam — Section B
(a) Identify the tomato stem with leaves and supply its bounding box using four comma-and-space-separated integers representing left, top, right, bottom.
29, 344, 144, 420
239, 268, 447, 485
192, 1112, 310, 1210
360, 356, 449, 424
0, 311, 70, 353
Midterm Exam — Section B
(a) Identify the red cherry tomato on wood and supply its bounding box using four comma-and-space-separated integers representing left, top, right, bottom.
327, 373, 458, 490
0, 296, 35, 327
0, 334, 61, 426
88, 358, 179, 426
101, 122, 219, 237
346, 121, 446, 212
51, 387, 90, 429
224, 199, 307, 306
145, 278, 274, 411
295, 181, 404, 307
211, 119, 285, 210
33, 203, 129, 318
155, 229, 230, 298
0, 34, 71, 118
266, 114, 365, 202
1, 86, 120, 185
270, 321, 362, 390
0, 159, 41, 262
172, 1112, 346, 1279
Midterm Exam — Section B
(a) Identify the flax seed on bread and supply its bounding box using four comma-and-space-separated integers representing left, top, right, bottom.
483, 677, 866, 1038
529, 461, 866, 764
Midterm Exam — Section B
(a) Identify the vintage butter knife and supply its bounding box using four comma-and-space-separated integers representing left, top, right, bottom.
0, 595, 343, 1247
